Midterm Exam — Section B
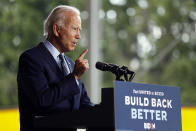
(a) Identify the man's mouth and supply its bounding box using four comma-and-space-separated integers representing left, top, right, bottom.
72, 42, 77, 46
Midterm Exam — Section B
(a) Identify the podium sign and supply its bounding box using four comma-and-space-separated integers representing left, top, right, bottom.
114, 81, 182, 131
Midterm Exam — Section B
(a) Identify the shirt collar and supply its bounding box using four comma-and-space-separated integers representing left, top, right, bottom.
43, 40, 63, 60
43, 40, 71, 68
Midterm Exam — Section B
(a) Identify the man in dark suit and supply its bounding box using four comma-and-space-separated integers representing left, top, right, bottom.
17, 5, 94, 131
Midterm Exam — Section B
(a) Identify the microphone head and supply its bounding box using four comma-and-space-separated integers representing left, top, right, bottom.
95, 61, 108, 71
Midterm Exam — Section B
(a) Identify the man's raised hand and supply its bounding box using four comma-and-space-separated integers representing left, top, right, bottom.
73, 49, 89, 80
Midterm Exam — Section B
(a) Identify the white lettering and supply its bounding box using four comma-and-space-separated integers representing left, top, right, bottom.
151, 98, 156, 107
131, 108, 167, 121
162, 99, 167, 108
131, 108, 137, 119
143, 109, 149, 119
144, 97, 149, 106
124, 96, 149, 106
156, 110, 161, 120
151, 98, 172, 108
167, 100, 172, 108
149, 110, 155, 120
130, 96, 136, 105
138, 109, 143, 119
162, 111, 167, 121
125, 96, 130, 105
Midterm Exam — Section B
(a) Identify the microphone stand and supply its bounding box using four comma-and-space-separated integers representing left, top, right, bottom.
113, 66, 136, 82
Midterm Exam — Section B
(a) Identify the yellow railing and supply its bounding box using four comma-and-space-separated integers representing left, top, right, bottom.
0, 108, 20, 131
181, 107, 196, 131
0, 107, 196, 131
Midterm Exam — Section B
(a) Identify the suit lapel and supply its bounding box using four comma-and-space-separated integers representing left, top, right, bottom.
38, 42, 81, 110
37, 42, 63, 77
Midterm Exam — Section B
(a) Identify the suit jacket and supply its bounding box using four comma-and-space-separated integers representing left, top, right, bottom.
17, 42, 93, 130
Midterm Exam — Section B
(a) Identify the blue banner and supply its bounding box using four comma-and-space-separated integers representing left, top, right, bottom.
114, 81, 182, 131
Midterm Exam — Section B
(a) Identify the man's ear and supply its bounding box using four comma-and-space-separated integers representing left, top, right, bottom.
53, 23, 60, 37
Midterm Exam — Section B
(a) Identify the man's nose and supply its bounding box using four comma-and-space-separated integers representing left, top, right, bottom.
76, 31, 80, 39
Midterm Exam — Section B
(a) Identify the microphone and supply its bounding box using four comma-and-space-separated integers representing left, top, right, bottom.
96, 62, 125, 74
95, 62, 119, 71
95, 61, 135, 81
95, 61, 111, 71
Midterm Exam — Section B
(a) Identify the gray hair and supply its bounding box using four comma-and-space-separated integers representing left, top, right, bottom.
43, 5, 80, 37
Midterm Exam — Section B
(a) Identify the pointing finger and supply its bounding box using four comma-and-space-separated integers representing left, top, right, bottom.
78, 49, 88, 60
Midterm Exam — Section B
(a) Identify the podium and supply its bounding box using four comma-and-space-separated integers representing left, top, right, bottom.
34, 81, 182, 131
34, 88, 115, 130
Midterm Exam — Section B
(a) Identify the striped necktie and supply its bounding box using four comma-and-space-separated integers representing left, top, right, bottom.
59, 54, 74, 109
59, 54, 69, 76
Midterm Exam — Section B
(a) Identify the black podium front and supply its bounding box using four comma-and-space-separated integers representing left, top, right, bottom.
34, 88, 115, 130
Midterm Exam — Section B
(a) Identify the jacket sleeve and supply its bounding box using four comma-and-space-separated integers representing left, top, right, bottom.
17, 52, 80, 110
79, 83, 95, 108
65, 56, 94, 108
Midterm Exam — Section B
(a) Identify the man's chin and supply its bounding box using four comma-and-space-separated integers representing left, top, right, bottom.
67, 47, 75, 52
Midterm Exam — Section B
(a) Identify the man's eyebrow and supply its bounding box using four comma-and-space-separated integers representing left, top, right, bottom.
72, 25, 82, 30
